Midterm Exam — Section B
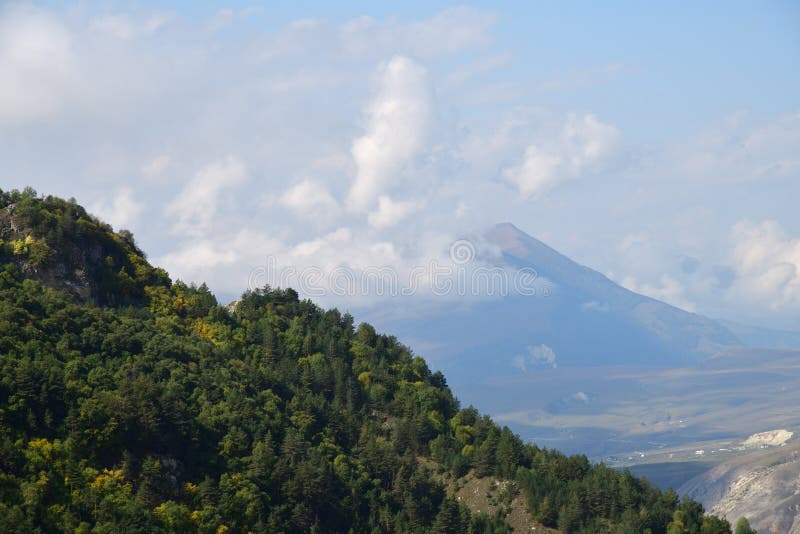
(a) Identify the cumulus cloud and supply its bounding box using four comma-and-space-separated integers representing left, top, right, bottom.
581, 300, 610, 312
445, 51, 511, 87
0, 4, 76, 124
158, 229, 282, 287
503, 113, 620, 198
513, 344, 558, 373
674, 111, 800, 183
89, 13, 171, 39
367, 195, 418, 229
621, 274, 696, 312
3, 3, 797, 330
730, 220, 800, 310
280, 179, 339, 218
335, 7, 494, 61
142, 155, 171, 178
572, 391, 590, 403
90, 188, 143, 230
398, 7, 495, 58
165, 157, 247, 237
348, 56, 432, 212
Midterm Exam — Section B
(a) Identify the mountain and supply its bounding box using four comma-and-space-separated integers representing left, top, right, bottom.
364, 224, 800, 458
0, 189, 732, 532
680, 434, 800, 533
488, 223, 743, 360
377, 223, 742, 385
719, 319, 800, 351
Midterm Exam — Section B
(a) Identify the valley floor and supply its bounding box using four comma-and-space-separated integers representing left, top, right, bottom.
447, 348, 800, 460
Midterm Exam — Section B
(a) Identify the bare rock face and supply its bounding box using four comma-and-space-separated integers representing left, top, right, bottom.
681, 437, 800, 533
743, 429, 794, 448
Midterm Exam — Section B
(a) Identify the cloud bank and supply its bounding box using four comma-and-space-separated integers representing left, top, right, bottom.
1, 4, 798, 329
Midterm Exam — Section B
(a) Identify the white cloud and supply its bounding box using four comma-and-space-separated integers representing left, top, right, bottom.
348, 56, 432, 211
445, 51, 511, 87
90, 13, 171, 40
165, 157, 247, 237
675, 111, 800, 183
280, 179, 339, 218
513, 344, 558, 373
142, 155, 171, 177
3, 4, 797, 330
399, 7, 495, 58
581, 301, 610, 312
619, 232, 650, 253
336, 7, 494, 60
572, 391, 590, 403
621, 274, 696, 312
90, 188, 143, 230
367, 195, 418, 228
158, 239, 243, 285
730, 220, 800, 310
0, 4, 76, 124
503, 113, 619, 198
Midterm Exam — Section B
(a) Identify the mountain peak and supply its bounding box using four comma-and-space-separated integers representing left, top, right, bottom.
446, 221, 744, 367
0, 189, 170, 306
487, 222, 562, 263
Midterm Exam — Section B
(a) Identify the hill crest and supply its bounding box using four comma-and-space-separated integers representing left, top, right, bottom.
0, 188, 170, 306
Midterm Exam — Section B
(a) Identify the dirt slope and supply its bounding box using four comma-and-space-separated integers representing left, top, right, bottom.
680, 437, 800, 534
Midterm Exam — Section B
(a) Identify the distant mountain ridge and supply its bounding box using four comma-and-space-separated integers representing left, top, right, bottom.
488, 223, 743, 358
718, 319, 800, 350
377, 223, 746, 383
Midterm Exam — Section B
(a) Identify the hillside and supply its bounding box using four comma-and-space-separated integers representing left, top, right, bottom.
680, 435, 800, 533
0, 190, 733, 533
0, 188, 170, 306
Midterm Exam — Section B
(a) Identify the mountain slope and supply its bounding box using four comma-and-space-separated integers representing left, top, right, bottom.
719, 319, 800, 351
0, 190, 731, 533
680, 436, 800, 533
377, 223, 742, 386
488, 222, 741, 360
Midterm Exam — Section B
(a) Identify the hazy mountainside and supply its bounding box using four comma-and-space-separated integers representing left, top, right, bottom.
719, 320, 800, 351
680, 437, 800, 533
0, 190, 734, 533
378, 223, 743, 385
361, 223, 800, 461
488, 223, 743, 361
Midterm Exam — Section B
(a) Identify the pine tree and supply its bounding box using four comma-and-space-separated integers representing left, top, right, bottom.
734, 516, 757, 534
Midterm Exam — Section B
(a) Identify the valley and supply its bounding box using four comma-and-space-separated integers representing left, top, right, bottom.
446, 348, 800, 459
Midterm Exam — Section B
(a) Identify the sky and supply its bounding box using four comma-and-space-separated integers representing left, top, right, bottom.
1, 1, 799, 329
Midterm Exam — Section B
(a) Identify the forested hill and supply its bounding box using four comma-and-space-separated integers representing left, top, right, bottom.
0, 189, 733, 533
0, 188, 170, 306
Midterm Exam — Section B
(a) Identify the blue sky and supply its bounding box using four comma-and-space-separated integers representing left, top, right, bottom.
2, 1, 799, 328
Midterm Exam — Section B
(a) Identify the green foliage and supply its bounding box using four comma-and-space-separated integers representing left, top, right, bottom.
0, 188, 170, 306
0, 190, 733, 533
734, 516, 757, 534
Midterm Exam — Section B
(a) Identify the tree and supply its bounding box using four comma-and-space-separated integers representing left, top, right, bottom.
431, 498, 466, 534
701, 515, 732, 534
734, 517, 757, 534
496, 427, 522, 478
558, 494, 583, 533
